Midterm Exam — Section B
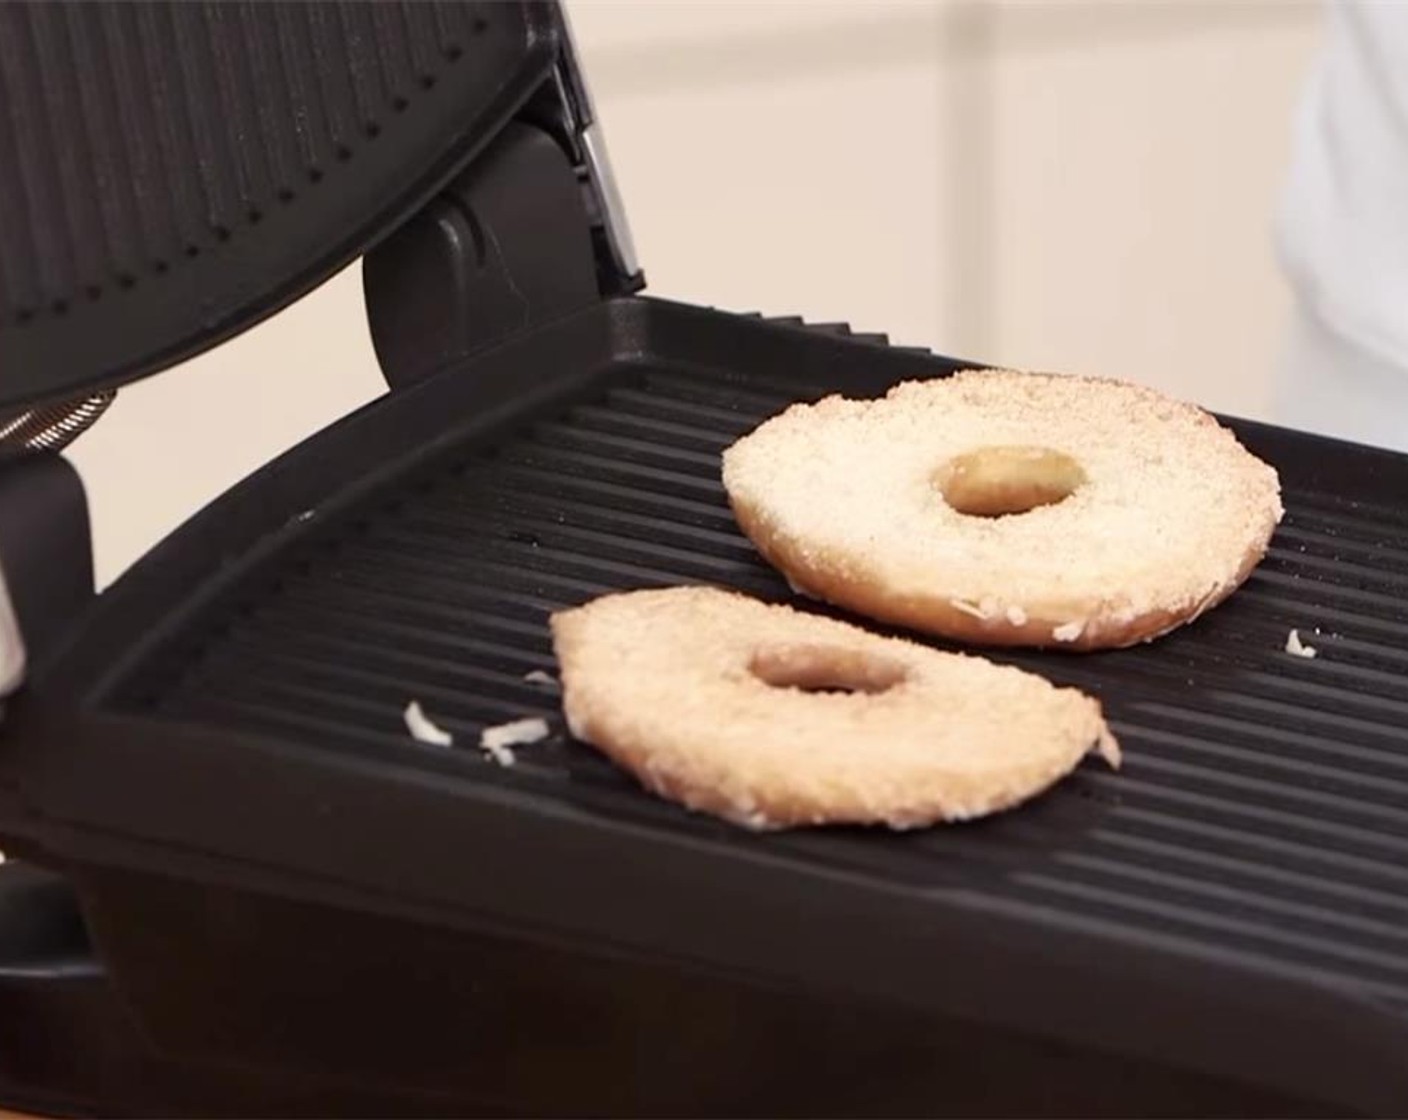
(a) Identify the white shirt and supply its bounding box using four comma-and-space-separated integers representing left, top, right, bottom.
1279, 1, 1408, 368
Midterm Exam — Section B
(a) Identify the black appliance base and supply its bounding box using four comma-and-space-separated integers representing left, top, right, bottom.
2, 298, 1405, 1115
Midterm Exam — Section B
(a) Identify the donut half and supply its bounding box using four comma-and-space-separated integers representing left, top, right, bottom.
722, 370, 1283, 650
550, 586, 1118, 830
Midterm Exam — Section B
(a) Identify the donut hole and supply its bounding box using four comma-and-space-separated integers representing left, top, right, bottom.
749, 643, 907, 695
936, 445, 1087, 518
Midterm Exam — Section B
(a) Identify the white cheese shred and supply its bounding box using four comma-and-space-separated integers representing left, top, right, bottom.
1285, 628, 1318, 659
949, 598, 988, 620
1052, 621, 1084, 643
404, 700, 453, 747
479, 717, 551, 767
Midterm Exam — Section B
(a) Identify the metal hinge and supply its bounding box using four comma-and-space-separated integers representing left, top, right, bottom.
0, 576, 24, 700
0, 391, 115, 457
0, 393, 109, 692
546, 3, 642, 291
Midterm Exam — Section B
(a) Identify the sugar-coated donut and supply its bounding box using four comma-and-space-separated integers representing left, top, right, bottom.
550, 586, 1119, 830
722, 370, 1282, 651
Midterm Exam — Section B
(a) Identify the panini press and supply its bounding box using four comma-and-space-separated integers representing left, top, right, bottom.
0, 1, 1406, 1115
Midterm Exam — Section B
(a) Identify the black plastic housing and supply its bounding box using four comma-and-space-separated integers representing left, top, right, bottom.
0, 298, 1405, 1115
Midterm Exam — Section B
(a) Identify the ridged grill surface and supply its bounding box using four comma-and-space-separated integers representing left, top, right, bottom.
0, 0, 495, 323
117, 362, 1408, 1010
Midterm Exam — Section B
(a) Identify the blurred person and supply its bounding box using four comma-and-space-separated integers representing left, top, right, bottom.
1275, 0, 1408, 453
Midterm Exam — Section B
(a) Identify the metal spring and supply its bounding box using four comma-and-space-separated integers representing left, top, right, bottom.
0, 391, 115, 455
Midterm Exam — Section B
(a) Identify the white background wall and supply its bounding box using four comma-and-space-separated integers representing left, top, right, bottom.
68, 0, 1323, 588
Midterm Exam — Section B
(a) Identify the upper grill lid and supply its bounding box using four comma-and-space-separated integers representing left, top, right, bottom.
0, 0, 562, 412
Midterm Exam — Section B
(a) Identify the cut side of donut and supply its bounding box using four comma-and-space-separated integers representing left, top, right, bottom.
721, 369, 1283, 651
550, 586, 1119, 831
